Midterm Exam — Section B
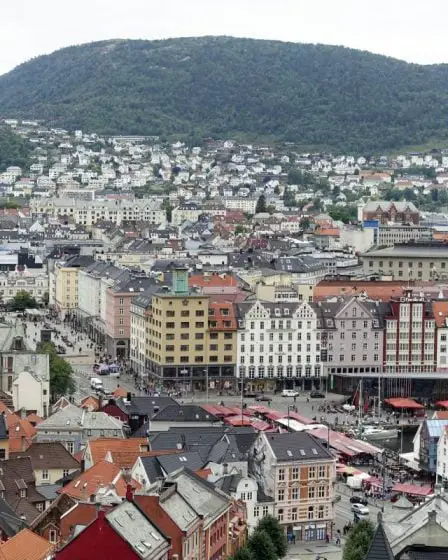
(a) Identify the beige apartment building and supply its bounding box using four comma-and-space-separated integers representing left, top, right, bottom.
250, 432, 335, 542
130, 267, 237, 390
54, 256, 94, 316
362, 242, 448, 281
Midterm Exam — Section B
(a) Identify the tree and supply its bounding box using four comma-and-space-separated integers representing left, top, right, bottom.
299, 217, 311, 230
9, 290, 38, 311
37, 342, 75, 401
161, 198, 173, 222
229, 547, 254, 560
235, 225, 246, 235
255, 194, 267, 214
256, 516, 287, 558
342, 520, 374, 560
247, 530, 277, 560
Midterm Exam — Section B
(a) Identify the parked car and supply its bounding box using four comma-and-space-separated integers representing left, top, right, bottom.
281, 389, 299, 398
350, 496, 368, 505
255, 394, 272, 402
243, 391, 257, 399
310, 391, 325, 398
351, 503, 369, 516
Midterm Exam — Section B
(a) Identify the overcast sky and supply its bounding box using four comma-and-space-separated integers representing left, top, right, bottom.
1, 0, 448, 75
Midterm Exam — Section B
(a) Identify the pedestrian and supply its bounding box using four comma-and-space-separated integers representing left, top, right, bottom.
325, 533, 329, 543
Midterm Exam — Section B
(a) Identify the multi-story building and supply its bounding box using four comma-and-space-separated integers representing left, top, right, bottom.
319, 296, 385, 394
375, 224, 432, 247
383, 293, 436, 396
30, 198, 166, 227
130, 294, 152, 377
104, 276, 158, 359
0, 269, 48, 303
224, 198, 257, 214
235, 300, 322, 392
54, 255, 94, 317
362, 241, 448, 281
134, 267, 237, 390
250, 432, 335, 542
362, 201, 419, 225
171, 202, 202, 226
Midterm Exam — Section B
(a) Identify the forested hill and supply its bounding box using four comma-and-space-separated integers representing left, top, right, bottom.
2, 36, 448, 151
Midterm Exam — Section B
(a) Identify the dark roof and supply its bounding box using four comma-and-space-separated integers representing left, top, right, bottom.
157, 451, 204, 476
215, 474, 242, 495
400, 546, 448, 560
264, 432, 333, 461
0, 496, 26, 537
10, 442, 80, 470
207, 432, 258, 464
140, 456, 164, 484
365, 519, 394, 560
0, 457, 46, 523
0, 415, 8, 440
125, 396, 178, 418
151, 405, 220, 423
148, 427, 226, 453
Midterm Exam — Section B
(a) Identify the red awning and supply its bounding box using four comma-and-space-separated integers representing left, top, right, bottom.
392, 483, 433, 497
436, 400, 448, 409
224, 416, 253, 426
384, 398, 424, 410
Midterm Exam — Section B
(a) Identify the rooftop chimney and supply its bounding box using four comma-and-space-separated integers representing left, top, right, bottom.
125, 484, 134, 502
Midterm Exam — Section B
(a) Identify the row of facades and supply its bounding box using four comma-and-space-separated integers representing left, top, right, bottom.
53, 260, 448, 398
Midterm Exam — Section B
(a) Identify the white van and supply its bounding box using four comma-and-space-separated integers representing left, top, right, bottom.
90, 377, 104, 392
281, 389, 299, 398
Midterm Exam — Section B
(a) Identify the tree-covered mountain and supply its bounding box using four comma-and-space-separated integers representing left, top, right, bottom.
0, 127, 33, 171
2, 36, 448, 151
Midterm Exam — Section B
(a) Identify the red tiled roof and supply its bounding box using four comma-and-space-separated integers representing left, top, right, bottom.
433, 301, 448, 327
392, 483, 433, 497
86, 438, 149, 466
58, 460, 141, 500
189, 273, 237, 288
0, 528, 54, 560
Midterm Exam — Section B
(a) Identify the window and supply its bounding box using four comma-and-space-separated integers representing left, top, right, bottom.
308, 506, 314, 520
278, 468, 285, 481
196, 322, 204, 328
20, 489, 26, 498
196, 310, 204, 317
291, 467, 299, 480
181, 310, 189, 317
278, 489, 285, 501
181, 322, 189, 328
42, 470, 49, 481
318, 465, 326, 478
166, 310, 175, 317
308, 487, 315, 499
195, 333, 204, 340
180, 345, 189, 352
291, 487, 299, 500
63, 469, 69, 478
254, 506, 260, 517
66, 442, 74, 454
309, 467, 316, 478
291, 507, 298, 521
278, 508, 284, 522
49, 530, 57, 544
318, 486, 326, 498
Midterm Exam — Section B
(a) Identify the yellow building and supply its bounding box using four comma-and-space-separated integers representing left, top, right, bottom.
132, 267, 237, 391
54, 256, 93, 316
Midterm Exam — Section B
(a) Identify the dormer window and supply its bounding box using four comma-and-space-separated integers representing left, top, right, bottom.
20, 489, 26, 498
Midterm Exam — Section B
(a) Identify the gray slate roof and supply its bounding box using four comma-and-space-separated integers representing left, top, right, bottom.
264, 432, 333, 461
365, 520, 394, 560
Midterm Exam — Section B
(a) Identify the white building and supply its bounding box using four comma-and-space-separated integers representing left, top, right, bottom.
235, 300, 322, 392
30, 198, 166, 227
0, 269, 48, 303
12, 367, 50, 418
224, 198, 257, 214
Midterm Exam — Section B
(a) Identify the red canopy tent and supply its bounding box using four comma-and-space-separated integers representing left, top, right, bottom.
383, 398, 424, 409
436, 400, 448, 409
391, 483, 433, 497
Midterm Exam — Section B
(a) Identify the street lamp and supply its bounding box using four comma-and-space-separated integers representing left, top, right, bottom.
204, 367, 209, 404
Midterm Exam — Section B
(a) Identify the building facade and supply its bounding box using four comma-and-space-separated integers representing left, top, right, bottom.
362, 242, 448, 281
236, 300, 322, 392
250, 432, 335, 542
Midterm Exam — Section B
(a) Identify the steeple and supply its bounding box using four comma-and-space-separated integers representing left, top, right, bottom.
365, 512, 394, 560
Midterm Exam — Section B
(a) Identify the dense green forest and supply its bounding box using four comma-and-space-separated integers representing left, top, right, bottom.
3, 37, 448, 151
0, 127, 33, 171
